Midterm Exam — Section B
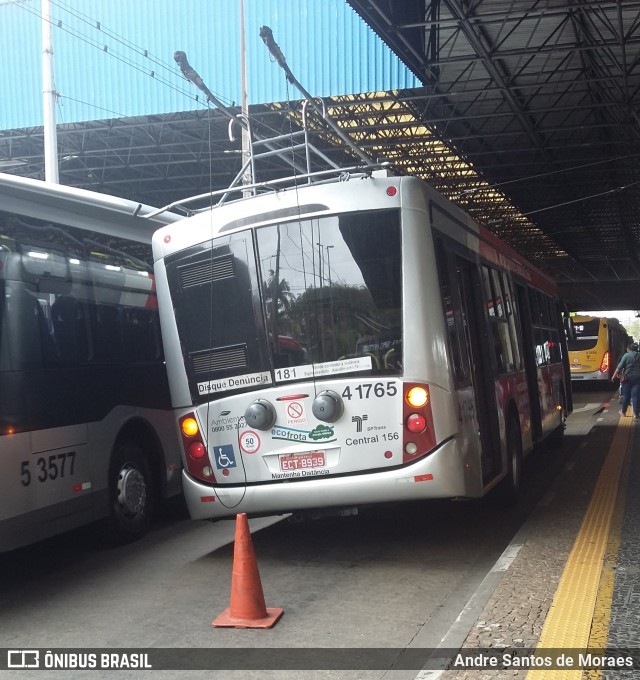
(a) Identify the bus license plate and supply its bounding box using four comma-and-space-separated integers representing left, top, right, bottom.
279, 451, 325, 471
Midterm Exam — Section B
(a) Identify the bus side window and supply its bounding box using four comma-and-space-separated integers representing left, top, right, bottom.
89, 303, 123, 363
51, 295, 88, 363
434, 239, 470, 387
482, 265, 517, 373
6, 285, 57, 368
122, 308, 161, 362
501, 272, 522, 370
529, 288, 541, 325
535, 329, 550, 366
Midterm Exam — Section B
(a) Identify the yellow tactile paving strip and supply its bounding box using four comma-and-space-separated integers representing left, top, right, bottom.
526, 415, 632, 680
583, 447, 630, 680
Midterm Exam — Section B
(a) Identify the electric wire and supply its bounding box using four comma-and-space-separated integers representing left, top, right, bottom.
464, 152, 640, 194
13, 0, 233, 111
50, 0, 188, 78
521, 179, 640, 217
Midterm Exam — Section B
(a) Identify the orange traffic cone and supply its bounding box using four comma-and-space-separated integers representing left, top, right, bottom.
212, 513, 284, 629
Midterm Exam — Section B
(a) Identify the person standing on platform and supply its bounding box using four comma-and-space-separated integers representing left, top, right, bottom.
613, 342, 640, 418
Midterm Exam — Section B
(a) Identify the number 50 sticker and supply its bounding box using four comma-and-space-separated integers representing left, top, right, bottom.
239, 430, 261, 454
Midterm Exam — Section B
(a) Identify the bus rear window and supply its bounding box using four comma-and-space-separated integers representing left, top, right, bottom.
165, 209, 402, 402
568, 318, 601, 351
256, 209, 402, 379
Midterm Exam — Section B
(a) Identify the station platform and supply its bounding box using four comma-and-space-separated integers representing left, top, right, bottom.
423, 393, 640, 679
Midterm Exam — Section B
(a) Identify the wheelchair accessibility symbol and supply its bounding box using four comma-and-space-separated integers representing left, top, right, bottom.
214, 444, 237, 470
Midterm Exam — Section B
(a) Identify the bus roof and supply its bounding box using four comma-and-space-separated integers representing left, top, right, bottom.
571, 314, 622, 323
0, 172, 182, 244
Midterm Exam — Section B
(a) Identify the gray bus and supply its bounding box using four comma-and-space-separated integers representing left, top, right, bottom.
0, 173, 183, 552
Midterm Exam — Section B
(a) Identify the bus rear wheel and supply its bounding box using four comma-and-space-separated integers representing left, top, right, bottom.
107, 442, 155, 543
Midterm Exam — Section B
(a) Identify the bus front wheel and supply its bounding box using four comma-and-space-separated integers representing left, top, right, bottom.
107, 442, 155, 543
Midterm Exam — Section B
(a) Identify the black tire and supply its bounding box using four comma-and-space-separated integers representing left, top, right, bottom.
493, 415, 523, 507
107, 441, 155, 544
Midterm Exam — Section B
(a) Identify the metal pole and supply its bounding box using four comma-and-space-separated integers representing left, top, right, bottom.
41, 0, 59, 183
326, 245, 334, 285
316, 242, 323, 287
239, 0, 252, 194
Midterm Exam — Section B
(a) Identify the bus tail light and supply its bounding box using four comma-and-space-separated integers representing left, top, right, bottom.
178, 413, 216, 483
181, 416, 199, 437
406, 386, 428, 408
406, 413, 427, 433
402, 383, 436, 463
599, 351, 610, 374
189, 442, 206, 459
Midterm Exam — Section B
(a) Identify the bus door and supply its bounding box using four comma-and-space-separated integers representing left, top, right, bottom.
515, 283, 542, 441
455, 256, 502, 482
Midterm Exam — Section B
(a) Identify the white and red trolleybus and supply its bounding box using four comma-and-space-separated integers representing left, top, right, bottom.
151, 170, 572, 519
0, 173, 183, 552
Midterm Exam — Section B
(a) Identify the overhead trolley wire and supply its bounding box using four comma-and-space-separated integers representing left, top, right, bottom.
12, 0, 230, 108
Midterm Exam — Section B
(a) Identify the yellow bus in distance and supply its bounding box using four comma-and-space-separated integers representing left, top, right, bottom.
568, 315, 629, 382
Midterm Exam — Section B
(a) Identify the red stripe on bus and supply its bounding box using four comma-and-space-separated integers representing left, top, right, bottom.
200, 496, 217, 503
145, 274, 158, 309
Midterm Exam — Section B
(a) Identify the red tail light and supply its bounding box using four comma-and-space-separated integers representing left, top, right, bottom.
402, 383, 436, 463
178, 413, 216, 483
406, 413, 427, 433
600, 351, 609, 373
189, 442, 206, 459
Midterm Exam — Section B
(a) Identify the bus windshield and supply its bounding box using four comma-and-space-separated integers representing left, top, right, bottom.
166, 209, 403, 402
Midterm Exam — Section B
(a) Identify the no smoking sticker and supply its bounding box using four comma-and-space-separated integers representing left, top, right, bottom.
239, 430, 261, 453
287, 402, 304, 419
286, 401, 307, 424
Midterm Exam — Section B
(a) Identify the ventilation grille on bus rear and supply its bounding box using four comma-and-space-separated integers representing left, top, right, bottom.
179, 255, 234, 289
191, 345, 248, 374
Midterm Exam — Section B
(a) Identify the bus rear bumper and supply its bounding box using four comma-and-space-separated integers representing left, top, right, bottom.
570, 370, 609, 381
182, 438, 472, 520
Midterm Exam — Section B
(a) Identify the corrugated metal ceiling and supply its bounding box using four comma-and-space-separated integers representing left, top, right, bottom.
344, 0, 640, 309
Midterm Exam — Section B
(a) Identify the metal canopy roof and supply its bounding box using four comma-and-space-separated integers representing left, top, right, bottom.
1, 1, 639, 310
345, 0, 640, 310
